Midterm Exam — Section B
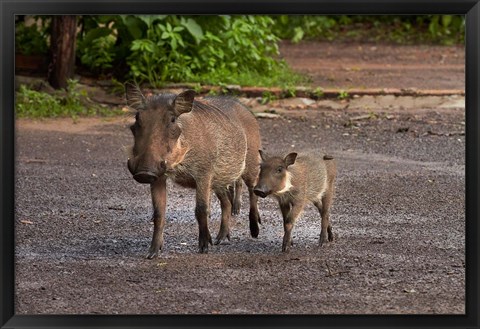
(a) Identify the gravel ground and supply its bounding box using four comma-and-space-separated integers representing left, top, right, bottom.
14, 100, 465, 314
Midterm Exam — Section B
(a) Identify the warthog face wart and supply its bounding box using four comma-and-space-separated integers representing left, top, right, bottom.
125, 83, 194, 184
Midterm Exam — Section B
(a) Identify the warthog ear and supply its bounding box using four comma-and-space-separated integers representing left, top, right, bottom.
284, 153, 297, 167
173, 89, 196, 116
259, 150, 267, 162
125, 82, 146, 111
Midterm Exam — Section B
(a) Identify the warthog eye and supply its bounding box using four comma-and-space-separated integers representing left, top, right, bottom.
276, 166, 283, 174
171, 116, 176, 123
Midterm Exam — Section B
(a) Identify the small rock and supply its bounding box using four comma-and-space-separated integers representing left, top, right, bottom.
301, 98, 316, 106
254, 112, 280, 119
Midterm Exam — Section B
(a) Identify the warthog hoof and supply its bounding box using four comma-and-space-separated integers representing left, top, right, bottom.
231, 201, 241, 215
146, 247, 159, 259
214, 230, 231, 245
282, 241, 292, 252
198, 233, 213, 253
250, 221, 259, 238
249, 211, 260, 238
319, 233, 331, 247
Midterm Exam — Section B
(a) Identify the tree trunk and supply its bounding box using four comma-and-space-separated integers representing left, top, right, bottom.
48, 16, 77, 89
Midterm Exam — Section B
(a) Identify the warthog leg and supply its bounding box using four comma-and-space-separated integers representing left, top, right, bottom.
228, 180, 243, 215
195, 178, 213, 253
147, 176, 167, 259
214, 189, 232, 245
281, 201, 304, 252
318, 188, 335, 246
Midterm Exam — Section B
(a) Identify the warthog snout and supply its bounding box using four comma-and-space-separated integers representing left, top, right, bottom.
133, 171, 158, 184
128, 157, 167, 184
253, 185, 270, 198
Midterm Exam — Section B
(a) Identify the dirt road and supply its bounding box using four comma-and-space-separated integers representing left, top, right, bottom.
279, 41, 465, 90
15, 98, 465, 314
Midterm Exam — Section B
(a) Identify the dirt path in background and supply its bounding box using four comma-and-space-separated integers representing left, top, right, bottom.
279, 41, 465, 90
15, 98, 465, 314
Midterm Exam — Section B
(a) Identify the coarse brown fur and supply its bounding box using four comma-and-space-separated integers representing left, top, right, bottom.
125, 83, 261, 257
254, 151, 336, 252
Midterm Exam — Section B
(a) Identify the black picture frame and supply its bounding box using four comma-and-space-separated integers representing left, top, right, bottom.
1, 1, 478, 328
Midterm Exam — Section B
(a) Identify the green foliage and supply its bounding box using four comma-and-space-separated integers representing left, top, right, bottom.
271, 15, 465, 45
15, 20, 49, 55
283, 86, 297, 98
126, 15, 285, 87
75, 15, 303, 87
313, 87, 324, 99
16, 80, 120, 118
337, 90, 349, 100
426, 15, 465, 45
273, 15, 338, 43
260, 91, 277, 105
78, 34, 117, 71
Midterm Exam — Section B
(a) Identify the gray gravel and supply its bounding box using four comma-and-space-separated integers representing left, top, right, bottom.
15, 103, 465, 314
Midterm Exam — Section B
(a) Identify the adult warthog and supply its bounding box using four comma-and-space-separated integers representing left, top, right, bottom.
125, 83, 262, 257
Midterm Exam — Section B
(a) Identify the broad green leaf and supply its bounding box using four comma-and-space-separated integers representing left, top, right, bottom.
441, 15, 452, 27
279, 15, 289, 25
124, 16, 147, 39
292, 27, 305, 43
182, 18, 204, 44
137, 15, 167, 27
177, 36, 185, 48
82, 27, 112, 46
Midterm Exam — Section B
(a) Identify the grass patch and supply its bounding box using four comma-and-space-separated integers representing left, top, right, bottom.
183, 64, 308, 89
16, 80, 123, 119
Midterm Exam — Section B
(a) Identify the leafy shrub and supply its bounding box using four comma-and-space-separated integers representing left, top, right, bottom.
75, 15, 305, 87
272, 15, 338, 43
16, 80, 120, 118
426, 15, 465, 45
126, 15, 288, 86
15, 19, 49, 55
78, 34, 116, 71
271, 15, 465, 45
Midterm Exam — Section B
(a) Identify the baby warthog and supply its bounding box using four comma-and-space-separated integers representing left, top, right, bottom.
125, 83, 261, 257
254, 151, 337, 252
